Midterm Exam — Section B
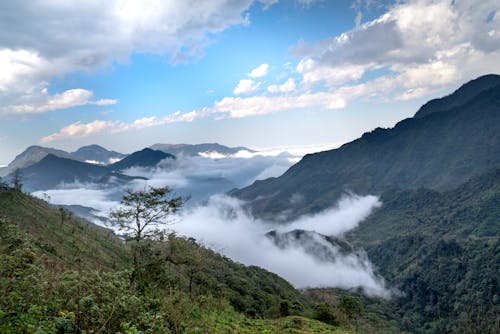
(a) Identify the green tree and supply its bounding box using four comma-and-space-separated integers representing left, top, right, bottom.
110, 186, 184, 277
339, 295, 363, 330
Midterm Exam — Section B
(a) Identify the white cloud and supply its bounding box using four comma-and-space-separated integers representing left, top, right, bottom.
248, 63, 269, 77
211, 91, 345, 118
40, 89, 347, 142
0, 1, 275, 117
30, 152, 392, 296
293, 0, 500, 100
175, 194, 391, 296
37, 0, 500, 143
268, 78, 296, 93
5, 89, 117, 116
233, 79, 260, 95
40, 109, 206, 143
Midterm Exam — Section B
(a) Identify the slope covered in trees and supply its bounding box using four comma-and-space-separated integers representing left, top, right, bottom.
1, 189, 377, 333
232, 75, 500, 219
346, 167, 500, 333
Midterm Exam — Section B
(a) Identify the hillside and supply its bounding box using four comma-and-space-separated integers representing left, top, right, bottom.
0, 189, 367, 333
346, 167, 500, 333
232, 75, 500, 219
0, 189, 129, 270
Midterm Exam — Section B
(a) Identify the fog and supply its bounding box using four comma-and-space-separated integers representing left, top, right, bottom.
175, 194, 390, 297
32, 151, 392, 298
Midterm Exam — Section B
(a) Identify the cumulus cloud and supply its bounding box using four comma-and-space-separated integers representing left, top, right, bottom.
40, 110, 205, 143
40, 91, 345, 142
7, 89, 117, 115
248, 63, 269, 77
36, 0, 500, 143
293, 0, 500, 99
268, 78, 296, 93
0, 0, 274, 117
233, 79, 260, 95
210, 91, 345, 118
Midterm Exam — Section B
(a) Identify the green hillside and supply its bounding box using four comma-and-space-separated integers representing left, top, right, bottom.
0, 189, 364, 333
0, 189, 129, 270
347, 167, 500, 333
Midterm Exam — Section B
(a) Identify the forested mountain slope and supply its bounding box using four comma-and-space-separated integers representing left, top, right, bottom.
347, 167, 500, 333
232, 75, 500, 219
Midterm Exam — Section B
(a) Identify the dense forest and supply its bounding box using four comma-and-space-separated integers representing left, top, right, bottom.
347, 167, 500, 333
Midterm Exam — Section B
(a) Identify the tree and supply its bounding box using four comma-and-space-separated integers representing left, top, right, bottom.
110, 186, 183, 243
12, 168, 22, 191
110, 186, 184, 277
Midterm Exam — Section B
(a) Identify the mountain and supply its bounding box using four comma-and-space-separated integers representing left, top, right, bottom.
0, 144, 127, 177
414, 74, 500, 119
345, 166, 500, 333
17, 154, 117, 191
6, 148, 172, 192
232, 74, 500, 219
109, 148, 174, 171
4, 145, 74, 172
71, 144, 126, 164
150, 143, 253, 157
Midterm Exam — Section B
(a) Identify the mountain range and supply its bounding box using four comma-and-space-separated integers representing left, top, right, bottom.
231, 74, 500, 220
1, 143, 250, 191
7, 148, 172, 192
0, 144, 125, 177
150, 143, 253, 157
1, 75, 499, 333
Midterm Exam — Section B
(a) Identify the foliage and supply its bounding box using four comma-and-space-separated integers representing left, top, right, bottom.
347, 167, 500, 333
0, 191, 365, 333
110, 186, 184, 243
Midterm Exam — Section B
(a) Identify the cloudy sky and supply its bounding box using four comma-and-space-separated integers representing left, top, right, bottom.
1, 0, 499, 164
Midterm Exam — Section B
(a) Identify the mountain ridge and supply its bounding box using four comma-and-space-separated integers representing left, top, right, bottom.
231, 75, 500, 219
151, 143, 254, 157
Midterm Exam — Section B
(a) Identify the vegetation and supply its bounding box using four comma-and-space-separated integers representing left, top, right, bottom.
110, 186, 184, 280
0, 189, 369, 333
347, 167, 500, 333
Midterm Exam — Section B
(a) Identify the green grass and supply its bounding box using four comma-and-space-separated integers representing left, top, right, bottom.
0, 190, 129, 270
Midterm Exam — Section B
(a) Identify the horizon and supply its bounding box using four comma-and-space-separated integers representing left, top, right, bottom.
1, 0, 499, 164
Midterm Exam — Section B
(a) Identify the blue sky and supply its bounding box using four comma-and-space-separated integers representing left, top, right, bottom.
1, 0, 499, 164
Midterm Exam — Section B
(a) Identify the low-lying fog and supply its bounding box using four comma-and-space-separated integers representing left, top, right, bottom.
33, 148, 391, 298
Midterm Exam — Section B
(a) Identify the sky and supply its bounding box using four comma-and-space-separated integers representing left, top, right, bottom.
1, 0, 499, 165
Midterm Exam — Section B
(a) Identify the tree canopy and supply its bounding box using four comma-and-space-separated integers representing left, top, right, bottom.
110, 186, 184, 243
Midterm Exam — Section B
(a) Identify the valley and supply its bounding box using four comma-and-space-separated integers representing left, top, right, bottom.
1, 75, 499, 333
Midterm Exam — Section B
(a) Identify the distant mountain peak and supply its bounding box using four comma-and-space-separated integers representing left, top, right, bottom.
109, 148, 174, 171
150, 143, 254, 157
414, 73, 500, 119
71, 144, 126, 165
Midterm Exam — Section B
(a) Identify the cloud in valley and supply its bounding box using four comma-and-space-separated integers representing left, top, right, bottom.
32, 150, 391, 297
175, 194, 391, 297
